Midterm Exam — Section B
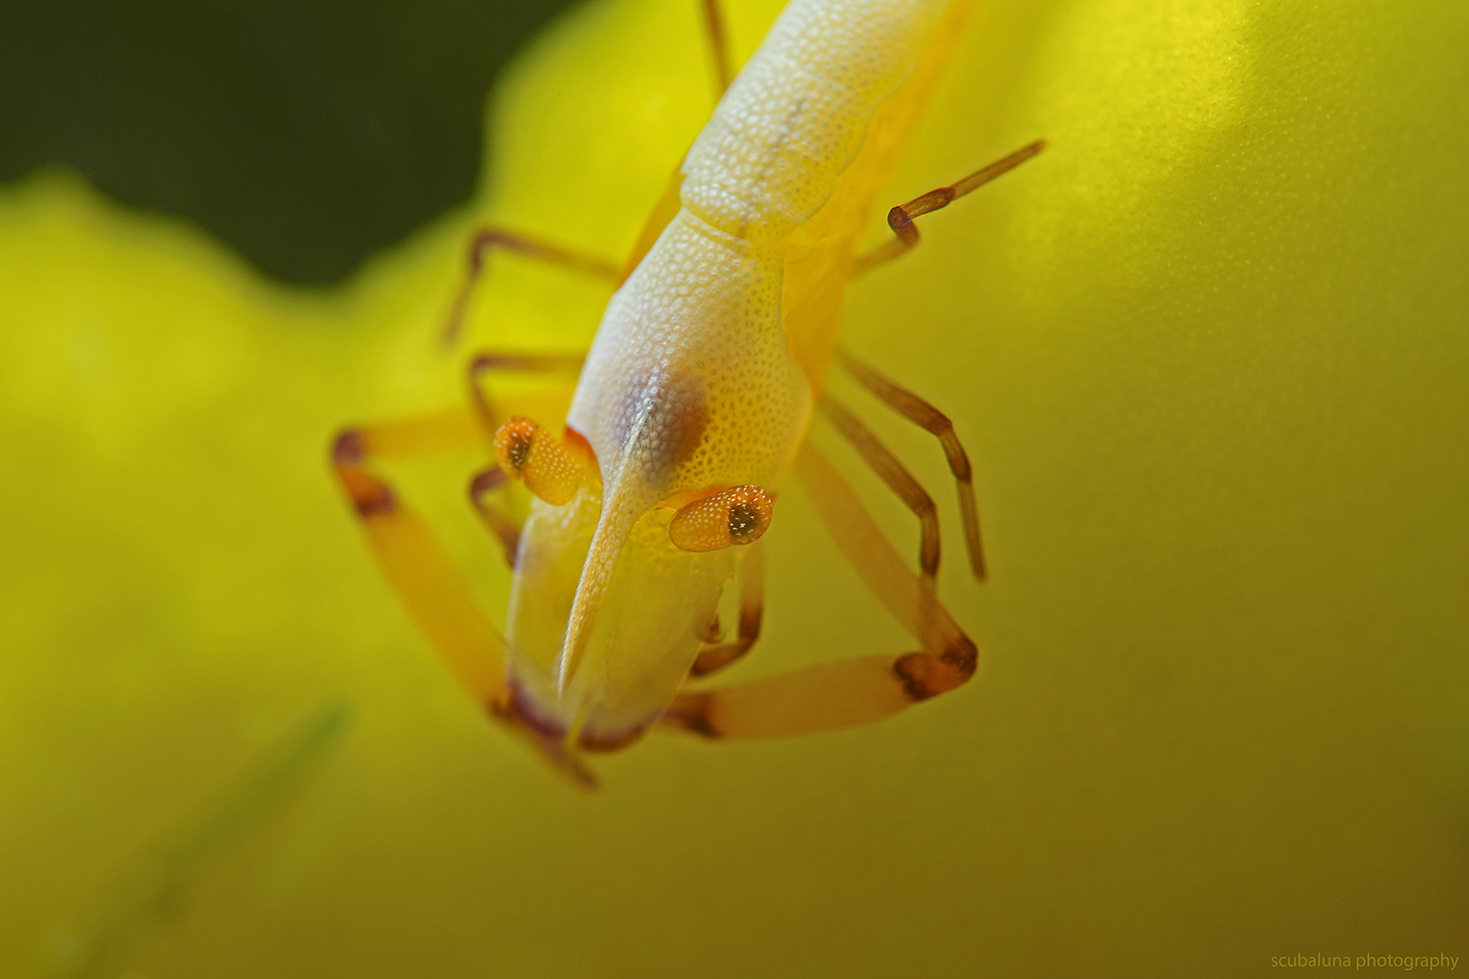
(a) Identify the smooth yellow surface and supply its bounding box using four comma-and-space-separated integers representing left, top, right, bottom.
2, 0, 1466, 975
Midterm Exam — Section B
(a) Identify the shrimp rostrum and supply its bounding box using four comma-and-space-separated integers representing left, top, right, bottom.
333, 0, 1042, 786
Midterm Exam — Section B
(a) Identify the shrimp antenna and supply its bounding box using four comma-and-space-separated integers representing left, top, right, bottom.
855, 139, 1046, 273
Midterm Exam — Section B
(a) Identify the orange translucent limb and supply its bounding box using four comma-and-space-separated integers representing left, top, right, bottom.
442, 228, 621, 347
819, 393, 940, 588
339, 404, 487, 460
486, 695, 600, 789
332, 459, 506, 708
333, 417, 599, 786
701, 0, 733, 97
663, 657, 917, 738
467, 350, 584, 431
689, 541, 765, 677
440, 6, 739, 340
437, 4, 732, 324
852, 139, 1045, 274
659, 442, 977, 740
468, 466, 520, 567
837, 347, 987, 580
792, 443, 972, 657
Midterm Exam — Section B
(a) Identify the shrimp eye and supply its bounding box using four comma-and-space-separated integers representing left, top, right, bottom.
493, 416, 581, 506
669, 485, 773, 552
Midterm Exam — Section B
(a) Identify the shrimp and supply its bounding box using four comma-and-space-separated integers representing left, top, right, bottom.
333, 0, 1042, 787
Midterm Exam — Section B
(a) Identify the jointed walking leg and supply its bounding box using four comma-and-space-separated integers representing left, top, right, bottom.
439, 2, 741, 349
690, 541, 765, 678
836, 348, 987, 579
442, 229, 621, 347
659, 442, 977, 739
332, 420, 507, 709
332, 410, 598, 787
701, 0, 734, 97
331, 350, 586, 706
468, 465, 522, 567
819, 393, 941, 588
467, 351, 585, 431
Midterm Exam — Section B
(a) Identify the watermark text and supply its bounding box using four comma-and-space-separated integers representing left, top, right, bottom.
1270, 954, 1458, 971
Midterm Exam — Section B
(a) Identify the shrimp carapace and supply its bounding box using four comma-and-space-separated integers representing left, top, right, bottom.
334, 0, 1043, 785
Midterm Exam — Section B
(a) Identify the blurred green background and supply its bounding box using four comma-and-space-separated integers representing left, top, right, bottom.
0, 0, 575, 284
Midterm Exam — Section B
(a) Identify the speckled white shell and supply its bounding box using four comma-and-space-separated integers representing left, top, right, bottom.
683, 0, 947, 241
509, 0, 954, 740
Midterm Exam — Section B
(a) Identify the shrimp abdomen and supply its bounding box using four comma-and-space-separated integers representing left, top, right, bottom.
680, 0, 955, 243
777, 0, 977, 388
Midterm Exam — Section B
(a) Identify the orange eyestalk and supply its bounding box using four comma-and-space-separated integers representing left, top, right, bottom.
493, 416, 583, 506
668, 485, 773, 552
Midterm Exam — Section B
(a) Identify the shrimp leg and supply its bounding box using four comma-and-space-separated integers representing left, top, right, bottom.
443, 0, 742, 351
442, 229, 621, 346
819, 393, 941, 588
701, 0, 734, 96
332, 349, 587, 690
467, 350, 584, 429
467, 465, 522, 567
332, 419, 508, 710
836, 347, 986, 579
690, 541, 766, 677
852, 139, 1045, 274
659, 442, 977, 739
332, 411, 598, 787
441, 0, 737, 348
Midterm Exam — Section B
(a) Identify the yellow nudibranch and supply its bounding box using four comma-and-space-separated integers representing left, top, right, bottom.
334, 0, 1042, 786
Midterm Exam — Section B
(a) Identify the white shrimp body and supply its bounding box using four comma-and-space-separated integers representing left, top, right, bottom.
502, 0, 958, 746
681, 0, 949, 241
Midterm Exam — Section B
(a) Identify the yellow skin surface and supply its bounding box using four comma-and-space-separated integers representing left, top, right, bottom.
1, 0, 1467, 975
